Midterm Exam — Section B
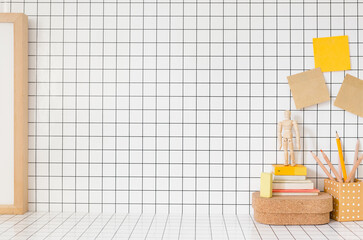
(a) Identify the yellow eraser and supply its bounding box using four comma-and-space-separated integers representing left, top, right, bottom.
260, 172, 272, 198
272, 164, 307, 176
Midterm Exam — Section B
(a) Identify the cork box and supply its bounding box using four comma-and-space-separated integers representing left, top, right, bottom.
324, 179, 363, 222
252, 192, 333, 225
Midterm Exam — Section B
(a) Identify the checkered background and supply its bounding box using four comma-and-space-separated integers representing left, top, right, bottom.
3, 0, 363, 213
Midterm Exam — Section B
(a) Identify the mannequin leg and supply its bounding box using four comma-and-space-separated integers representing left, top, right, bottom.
283, 138, 288, 165
288, 139, 295, 166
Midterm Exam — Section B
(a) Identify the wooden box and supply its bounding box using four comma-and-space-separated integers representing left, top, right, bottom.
324, 179, 363, 221
252, 192, 333, 225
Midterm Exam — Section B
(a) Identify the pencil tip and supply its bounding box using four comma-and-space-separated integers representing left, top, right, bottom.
320, 149, 323, 152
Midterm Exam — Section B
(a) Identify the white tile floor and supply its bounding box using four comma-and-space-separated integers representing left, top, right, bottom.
0, 213, 362, 240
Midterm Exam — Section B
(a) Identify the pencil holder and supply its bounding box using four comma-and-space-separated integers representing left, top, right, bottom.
324, 179, 363, 221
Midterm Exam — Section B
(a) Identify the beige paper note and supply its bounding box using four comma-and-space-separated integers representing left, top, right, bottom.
334, 74, 363, 118
287, 68, 330, 109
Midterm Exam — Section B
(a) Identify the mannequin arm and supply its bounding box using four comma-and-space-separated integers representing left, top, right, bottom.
293, 120, 300, 149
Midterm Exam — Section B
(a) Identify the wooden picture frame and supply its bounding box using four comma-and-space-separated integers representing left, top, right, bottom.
0, 13, 28, 214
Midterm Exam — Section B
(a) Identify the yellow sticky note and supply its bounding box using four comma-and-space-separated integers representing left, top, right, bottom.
260, 172, 272, 198
313, 35, 350, 72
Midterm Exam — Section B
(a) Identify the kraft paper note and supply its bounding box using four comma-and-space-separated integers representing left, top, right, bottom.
334, 74, 363, 118
313, 35, 351, 72
287, 68, 330, 109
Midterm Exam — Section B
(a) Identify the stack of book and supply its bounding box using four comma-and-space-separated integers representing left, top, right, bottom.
272, 164, 320, 196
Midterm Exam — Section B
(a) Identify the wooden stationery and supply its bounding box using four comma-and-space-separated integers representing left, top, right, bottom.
320, 150, 342, 183
338, 157, 342, 181
310, 151, 334, 181
346, 155, 363, 183
351, 139, 359, 182
0, 13, 28, 214
336, 132, 347, 181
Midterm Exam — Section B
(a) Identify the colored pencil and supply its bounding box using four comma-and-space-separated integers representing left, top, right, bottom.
336, 131, 347, 181
310, 151, 335, 181
320, 150, 342, 183
338, 157, 342, 180
351, 139, 359, 182
346, 155, 363, 183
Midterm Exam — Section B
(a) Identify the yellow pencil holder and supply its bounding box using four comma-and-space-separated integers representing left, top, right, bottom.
324, 179, 363, 222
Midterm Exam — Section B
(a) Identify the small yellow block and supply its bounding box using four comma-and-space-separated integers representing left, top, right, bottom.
273, 164, 307, 176
260, 172, 272, 198
313, 35, 350, 72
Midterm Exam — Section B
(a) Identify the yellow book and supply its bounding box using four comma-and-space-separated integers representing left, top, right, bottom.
260, 172, 272, 198
272, 165, 307, 176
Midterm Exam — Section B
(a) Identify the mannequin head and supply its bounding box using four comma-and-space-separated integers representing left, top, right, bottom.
284, 110, 291, 120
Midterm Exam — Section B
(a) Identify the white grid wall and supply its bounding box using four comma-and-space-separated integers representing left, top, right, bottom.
10, 0, 363, 213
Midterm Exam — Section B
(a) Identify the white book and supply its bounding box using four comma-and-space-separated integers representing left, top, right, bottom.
273, 175, 306, 181
273, 180, 311, 183
273, 192, 318, 196
272, 180, 314, 190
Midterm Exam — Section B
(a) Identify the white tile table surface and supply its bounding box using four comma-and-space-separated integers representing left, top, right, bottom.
0, 212, 362, 239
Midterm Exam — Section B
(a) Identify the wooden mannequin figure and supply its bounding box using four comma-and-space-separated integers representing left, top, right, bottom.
278, 110, 300, 166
